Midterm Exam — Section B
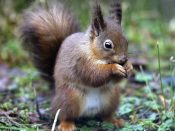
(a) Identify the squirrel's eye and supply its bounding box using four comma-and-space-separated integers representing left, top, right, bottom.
103, 39, 114, 50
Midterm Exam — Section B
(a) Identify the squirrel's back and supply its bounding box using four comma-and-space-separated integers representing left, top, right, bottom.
20, 4, 80, 85
54, 32, 89, 84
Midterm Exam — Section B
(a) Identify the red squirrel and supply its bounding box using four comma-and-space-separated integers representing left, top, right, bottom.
20, 0, 133, 130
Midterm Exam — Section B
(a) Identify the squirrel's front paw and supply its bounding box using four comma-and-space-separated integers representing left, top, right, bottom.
112, 64, 127, 78
124, 61, 133, 76
57, 121, 76, 131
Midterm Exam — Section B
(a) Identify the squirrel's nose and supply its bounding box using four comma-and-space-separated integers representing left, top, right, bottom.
118, 56, 127, 65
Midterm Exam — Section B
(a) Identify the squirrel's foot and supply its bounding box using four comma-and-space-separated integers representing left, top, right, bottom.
57, 121, 76, 131
112, 118, 125, 128
103, 116, 125, 128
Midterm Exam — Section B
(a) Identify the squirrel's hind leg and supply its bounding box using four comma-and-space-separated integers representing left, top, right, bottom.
100, 87, 124, 128
52, 86, 82, 131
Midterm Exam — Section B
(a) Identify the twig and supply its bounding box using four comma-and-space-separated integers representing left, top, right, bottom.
1, 112, 21, 127
33, 86, 43, 119
51, 109, 61, 131
33, 87, 51, 122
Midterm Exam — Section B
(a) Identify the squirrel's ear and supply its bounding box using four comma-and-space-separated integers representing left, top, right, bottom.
91, 1, 106, 37
110, 0, 122, 25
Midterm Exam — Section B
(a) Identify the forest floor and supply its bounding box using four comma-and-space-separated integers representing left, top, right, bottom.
0, 58, 175, 131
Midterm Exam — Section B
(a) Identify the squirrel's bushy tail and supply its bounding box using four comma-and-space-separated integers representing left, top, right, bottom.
20, 4, 80, 85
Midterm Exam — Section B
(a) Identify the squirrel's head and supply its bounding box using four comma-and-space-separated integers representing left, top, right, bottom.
89, 0, 128, 65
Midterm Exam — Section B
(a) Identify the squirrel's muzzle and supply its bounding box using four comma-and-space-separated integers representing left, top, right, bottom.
118, 56, 128, 65
112, 55, 127, 65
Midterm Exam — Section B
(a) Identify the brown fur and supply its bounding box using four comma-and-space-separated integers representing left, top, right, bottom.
103, 116, 125, 128
51, 84, 81, 121
20, 4, 80, 85
20, 1, 133, 131
98, 87, 120, 117
58, 121, 76, 131
74, 57, 113, 87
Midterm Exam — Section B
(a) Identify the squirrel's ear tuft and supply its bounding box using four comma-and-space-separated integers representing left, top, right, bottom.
91, 1, 106, 37
110, 0, 122, 25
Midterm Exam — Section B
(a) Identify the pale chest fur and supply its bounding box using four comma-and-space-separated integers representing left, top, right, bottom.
79, 81, 117, 117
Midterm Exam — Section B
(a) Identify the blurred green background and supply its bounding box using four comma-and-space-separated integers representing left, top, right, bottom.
0, 0, 175, 74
